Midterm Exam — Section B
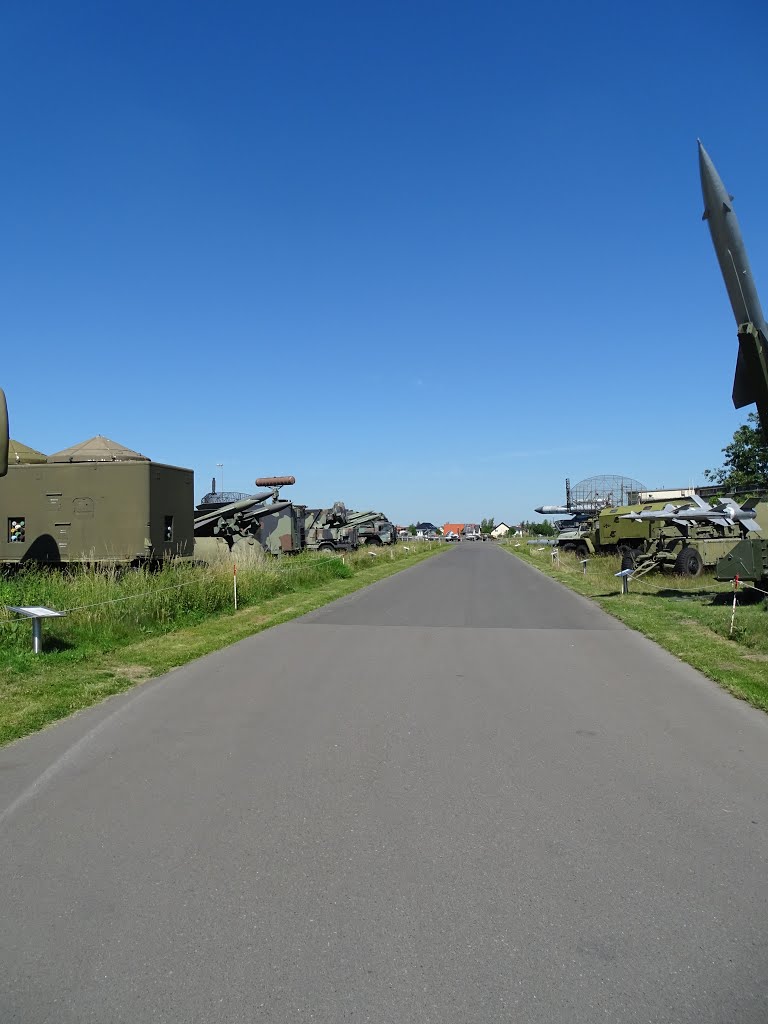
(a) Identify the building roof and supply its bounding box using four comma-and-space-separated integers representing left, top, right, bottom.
8, 439, 47, 465
443, 523, 465, 536
48, 435, 150, 463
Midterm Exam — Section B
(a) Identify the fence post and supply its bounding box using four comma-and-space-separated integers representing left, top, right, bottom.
730, 574, 739, 635
233, 563, 238, 611
614, 567, 632, 594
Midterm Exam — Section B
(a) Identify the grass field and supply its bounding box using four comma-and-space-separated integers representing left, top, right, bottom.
504, 540, 768, 713
0, 542, 444, 746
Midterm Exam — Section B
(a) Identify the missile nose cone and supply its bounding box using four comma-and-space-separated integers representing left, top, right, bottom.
698, 139, 730, 221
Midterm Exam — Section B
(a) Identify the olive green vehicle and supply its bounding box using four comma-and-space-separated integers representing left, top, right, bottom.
555, 496, 764, 578
620, 495, 767, 578
0, 436, 194, 565
554, 501, 677, 561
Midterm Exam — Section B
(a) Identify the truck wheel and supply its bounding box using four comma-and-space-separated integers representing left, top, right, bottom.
367, 536, 382, 547
561, 544, 575, 553
574, 543, 589, 559
674, 546, 703, 577
317, 543, 335, 553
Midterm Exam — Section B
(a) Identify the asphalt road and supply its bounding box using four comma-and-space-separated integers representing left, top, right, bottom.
1, 542, 767, 1023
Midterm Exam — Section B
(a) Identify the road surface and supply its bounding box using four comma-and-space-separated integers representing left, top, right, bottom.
1, 542, 766, 1022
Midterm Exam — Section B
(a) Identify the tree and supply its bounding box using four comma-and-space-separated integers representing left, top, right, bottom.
521, 519, 555, 537
480, 517, 495, 534
407, 524, 417, 536
704, 412, 768, 492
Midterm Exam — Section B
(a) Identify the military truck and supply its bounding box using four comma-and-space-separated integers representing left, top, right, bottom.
0, 436, 194, 565
300, 503, 359, 553
552, 494, 764, 577
552, 500, 680, 561
345, 510, 397, 546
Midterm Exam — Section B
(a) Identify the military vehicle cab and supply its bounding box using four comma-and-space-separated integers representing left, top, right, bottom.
1, 436, 193, 565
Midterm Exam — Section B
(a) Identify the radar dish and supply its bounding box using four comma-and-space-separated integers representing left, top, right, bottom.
570, 475, 646, 510
198, 491, 252, 506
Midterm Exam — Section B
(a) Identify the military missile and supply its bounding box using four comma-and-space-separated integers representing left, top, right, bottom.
698, 141, 768, 432
534, 504, 603, 515
620, 497, 761, 532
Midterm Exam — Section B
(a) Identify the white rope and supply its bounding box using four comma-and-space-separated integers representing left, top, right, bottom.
0, 555, 347, 622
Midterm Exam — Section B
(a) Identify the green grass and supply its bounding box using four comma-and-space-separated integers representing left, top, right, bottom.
504, 541, 768, 712
0, 542, 445, 746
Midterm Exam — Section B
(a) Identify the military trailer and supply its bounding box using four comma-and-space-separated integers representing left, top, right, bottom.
0, 436, 193, 565
717, 535, 768, 585
300, 503, 358, 552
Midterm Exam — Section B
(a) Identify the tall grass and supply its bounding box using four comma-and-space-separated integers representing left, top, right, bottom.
0, 543, 440, 656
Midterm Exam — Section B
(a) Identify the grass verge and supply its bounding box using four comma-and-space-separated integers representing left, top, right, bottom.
503, 541, 768, 712
0, 543, 444, 746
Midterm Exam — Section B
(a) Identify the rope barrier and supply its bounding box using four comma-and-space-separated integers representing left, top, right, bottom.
517, 544, 768, 600
0, 550, 405, 625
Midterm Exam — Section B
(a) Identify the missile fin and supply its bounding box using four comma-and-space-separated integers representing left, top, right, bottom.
702, 208, 710, 221
733, 347, 756, 408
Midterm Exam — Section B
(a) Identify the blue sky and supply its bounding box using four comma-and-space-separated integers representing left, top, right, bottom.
3, 1, 767, 526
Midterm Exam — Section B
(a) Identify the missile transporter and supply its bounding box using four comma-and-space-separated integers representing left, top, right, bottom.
549, 495, 763, 577
193, 479, 394, 558
623, 496, 765, 578
0, 436, 194, 565
550, 500, 682, 561
193, 477, 302, 559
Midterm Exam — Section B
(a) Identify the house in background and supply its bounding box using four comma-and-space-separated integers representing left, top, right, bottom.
415, 522, 439, 537
491, 521, 511, 538
443, 522, 464, 540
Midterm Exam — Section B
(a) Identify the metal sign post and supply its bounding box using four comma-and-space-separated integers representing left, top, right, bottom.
6, 606, 66, 654
614, 568, 633, 595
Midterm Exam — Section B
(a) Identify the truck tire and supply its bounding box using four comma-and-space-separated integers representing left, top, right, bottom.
317, 543, 335, 553
367, 536, 382, 547
561, 543, 575, 553
574, 543, 589, 559
674, 546, 703, 577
